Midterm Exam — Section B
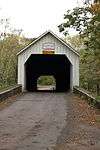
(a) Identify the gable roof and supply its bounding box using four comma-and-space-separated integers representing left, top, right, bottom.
17, 30, 79, 56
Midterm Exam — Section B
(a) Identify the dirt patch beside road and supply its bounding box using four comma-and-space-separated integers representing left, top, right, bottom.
54, 94, 100, 150
0, 95, 19, 111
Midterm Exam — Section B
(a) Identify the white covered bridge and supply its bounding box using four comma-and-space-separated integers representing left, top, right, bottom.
17, 30, 79, 92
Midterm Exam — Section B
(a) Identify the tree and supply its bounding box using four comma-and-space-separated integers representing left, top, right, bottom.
0, 19, 33, 89
37, 76, 56, 86
58, 1, 100, 95
65, 35, 84, 51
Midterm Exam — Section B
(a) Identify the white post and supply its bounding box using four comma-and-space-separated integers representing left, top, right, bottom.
70, 64, 73, 90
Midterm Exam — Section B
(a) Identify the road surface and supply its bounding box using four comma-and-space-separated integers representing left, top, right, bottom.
0, 92, 100, 150
0, 92, 68, 150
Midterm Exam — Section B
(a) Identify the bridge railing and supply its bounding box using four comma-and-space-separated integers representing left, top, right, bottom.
0, 85, 22, 102
73, 86, 100, 109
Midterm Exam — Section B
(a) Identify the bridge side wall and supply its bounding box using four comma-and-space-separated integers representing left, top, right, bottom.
18, 33, 79, 91
0, 85, 22, 101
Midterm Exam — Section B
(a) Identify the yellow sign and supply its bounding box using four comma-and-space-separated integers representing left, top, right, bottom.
43, 50, 55, 54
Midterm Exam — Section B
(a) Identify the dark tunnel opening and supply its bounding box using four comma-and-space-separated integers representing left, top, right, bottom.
25, 54, 71, 92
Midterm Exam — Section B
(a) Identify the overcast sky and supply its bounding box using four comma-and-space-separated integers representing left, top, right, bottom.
0, 0, 83, 38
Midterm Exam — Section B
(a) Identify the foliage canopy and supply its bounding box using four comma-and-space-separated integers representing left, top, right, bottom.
58, 1, 100, 95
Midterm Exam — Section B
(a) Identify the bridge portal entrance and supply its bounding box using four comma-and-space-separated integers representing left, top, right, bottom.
25, 54, 71, 92
17, 31, 79, 91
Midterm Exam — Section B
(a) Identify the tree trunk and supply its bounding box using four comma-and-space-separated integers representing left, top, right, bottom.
96, 84, 100, 95
87, 82, 90, 91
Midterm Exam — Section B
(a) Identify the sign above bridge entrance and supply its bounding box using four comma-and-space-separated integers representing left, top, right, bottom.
43, 50, 55, 54
42, 43, 55, 54
42, 43, 55, 50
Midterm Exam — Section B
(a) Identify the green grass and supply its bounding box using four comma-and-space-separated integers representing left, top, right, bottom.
95, 115, 100, 122
0, 84, 16, 92
96, 96, 100, 102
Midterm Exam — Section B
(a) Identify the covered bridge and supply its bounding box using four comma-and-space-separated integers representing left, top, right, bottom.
17, 30, 79, 92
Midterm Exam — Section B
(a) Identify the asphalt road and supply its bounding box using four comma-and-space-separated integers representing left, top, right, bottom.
0, 92, 68, 150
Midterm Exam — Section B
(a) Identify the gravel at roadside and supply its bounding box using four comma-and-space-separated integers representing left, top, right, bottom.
54, 93, 100, 150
